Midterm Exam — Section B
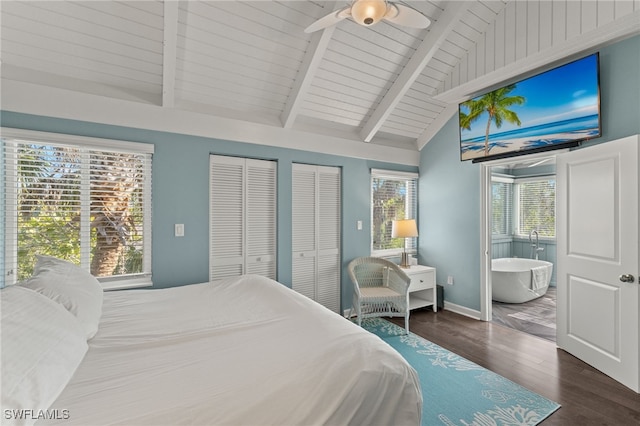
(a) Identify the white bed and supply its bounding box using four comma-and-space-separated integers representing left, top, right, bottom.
1, 256, 422, 426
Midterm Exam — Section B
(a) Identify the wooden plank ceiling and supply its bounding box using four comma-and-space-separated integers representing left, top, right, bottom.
1, 1, 639, 152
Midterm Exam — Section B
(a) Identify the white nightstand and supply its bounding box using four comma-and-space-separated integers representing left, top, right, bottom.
403, 265, 437, 311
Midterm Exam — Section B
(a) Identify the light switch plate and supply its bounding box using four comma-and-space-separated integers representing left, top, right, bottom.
175, 224, 185, 237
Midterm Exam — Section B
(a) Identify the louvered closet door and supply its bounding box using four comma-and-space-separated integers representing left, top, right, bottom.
210, 156, 244, 280
292, 165, 317, 300
317, 167, 341, 313
292, 164, 341, 313
245, 159, 276, 277
209, 155, 276, 281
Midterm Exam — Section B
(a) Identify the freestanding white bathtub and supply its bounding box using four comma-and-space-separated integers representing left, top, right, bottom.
491, 258, 553, 303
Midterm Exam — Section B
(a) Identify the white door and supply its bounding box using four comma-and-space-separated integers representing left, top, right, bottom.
291, 164, 341, 313
291, 165, 318, 301
556, 135, 639, 392
245, 159, 277, 278
316, 168, 341, 311
209, 155, 277, 281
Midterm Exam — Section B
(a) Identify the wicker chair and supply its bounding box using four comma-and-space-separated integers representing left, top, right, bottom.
348, 257, 412, 333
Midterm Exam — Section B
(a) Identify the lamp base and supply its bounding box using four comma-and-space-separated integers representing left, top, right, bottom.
400, 252, 410, 268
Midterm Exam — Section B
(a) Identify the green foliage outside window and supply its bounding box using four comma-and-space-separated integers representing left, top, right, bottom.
518, 179, 555, 238
12, 144, 145, 281
492, 181, 510, 235
491, 178, 555, 239
372, 176, 416, 252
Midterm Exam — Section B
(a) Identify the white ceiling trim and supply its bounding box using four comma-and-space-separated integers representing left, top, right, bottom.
360, 1, 471, 142
162, 0, 179, 108
2, 79, 420, 166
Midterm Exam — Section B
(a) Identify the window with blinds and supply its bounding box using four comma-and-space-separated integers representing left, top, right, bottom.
515, 177, 556, 238
491, 176, 513, 237
2, 129, 153, 289
371, 169, 418, 256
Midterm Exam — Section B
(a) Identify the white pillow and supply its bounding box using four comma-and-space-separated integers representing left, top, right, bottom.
1, 286, 88, 426
20, 255, 103, 339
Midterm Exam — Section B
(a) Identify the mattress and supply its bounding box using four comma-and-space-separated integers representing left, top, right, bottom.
38, 275, 422, 425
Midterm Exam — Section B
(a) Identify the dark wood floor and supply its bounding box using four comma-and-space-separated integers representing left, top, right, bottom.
390, 309, 640, 426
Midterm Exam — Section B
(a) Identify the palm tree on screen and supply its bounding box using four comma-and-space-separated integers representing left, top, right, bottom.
459, 110, 472, 131
461, 84, 525, 155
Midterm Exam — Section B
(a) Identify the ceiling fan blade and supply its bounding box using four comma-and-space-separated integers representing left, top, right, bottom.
384, 3, 430, 29
304, 7, 351, 33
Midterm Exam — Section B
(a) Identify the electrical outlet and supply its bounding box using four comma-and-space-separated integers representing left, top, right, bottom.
447, 275, 454, 285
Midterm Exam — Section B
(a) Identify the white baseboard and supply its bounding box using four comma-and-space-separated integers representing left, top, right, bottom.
443, 301, 482, 320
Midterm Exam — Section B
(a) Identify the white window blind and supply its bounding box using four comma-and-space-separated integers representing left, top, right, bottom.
491, 176, 513, 236
371, 169, 418, 256
3, 129, 153, 289
515, 177, 556, 238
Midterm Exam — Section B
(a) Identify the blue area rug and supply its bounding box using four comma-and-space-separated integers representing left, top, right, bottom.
362, 318, 561, 426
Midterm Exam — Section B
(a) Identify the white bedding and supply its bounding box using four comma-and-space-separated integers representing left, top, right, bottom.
38, 275, 422, 425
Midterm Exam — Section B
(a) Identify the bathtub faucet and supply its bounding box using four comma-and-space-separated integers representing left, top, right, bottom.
529, 229, 544, 260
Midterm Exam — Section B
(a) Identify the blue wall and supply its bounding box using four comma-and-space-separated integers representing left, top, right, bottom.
419, 35, 640, 311
0, 112, 417, 310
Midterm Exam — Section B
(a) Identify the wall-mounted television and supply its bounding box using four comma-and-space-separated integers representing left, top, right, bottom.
459, 53, 601, 163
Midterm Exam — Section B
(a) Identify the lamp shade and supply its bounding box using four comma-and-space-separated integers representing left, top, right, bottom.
351, 0, 388, 26
391, 219, 418, 239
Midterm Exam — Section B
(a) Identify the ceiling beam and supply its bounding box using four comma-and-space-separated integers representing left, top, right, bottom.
281, 2, 336, 129
162, 0, 179, 108
359, 1, 471, 142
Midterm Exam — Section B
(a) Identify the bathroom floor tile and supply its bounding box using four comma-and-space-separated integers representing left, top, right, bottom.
492, 287, 556, 342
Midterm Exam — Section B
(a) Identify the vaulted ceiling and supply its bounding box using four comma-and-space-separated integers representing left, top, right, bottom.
1, 1, 639, 164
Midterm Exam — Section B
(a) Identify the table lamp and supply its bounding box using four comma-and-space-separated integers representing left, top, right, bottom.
391, 219, 418, 268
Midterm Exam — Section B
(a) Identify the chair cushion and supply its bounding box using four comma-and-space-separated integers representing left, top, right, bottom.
360, 287, 403, 299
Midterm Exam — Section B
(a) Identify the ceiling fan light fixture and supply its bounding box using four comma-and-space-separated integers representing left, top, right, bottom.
351, 0, 387, 26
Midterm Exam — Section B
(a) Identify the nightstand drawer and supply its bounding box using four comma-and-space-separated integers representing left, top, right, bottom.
408, 271, 435, 292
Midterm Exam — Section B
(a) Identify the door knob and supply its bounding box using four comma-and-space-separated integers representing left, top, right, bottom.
619, 274, 635, 283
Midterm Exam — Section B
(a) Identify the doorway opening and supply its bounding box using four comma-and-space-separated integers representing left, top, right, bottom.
481, 154, 557, 342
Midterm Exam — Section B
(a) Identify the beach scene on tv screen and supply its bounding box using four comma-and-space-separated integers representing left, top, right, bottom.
459, 54, 600, 161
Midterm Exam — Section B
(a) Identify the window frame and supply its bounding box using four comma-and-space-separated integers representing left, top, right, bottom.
2, 128, 153, 290
370, 168, 418, 258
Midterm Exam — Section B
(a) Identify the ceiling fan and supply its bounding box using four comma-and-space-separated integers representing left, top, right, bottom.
304, 0, 431, 33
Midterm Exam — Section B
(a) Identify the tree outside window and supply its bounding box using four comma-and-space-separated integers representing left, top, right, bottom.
516, 179, 555, 238
4, 132, 152, 288
490, 175, 555, 240
371, 170, 418, 256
